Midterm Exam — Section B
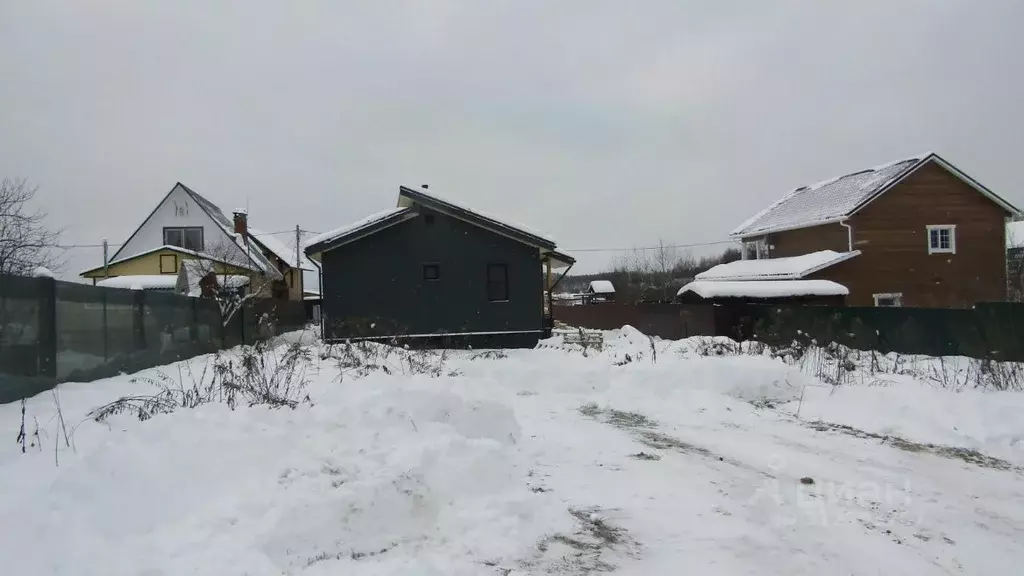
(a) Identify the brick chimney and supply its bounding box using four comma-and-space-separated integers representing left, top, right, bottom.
233, 210, 248, 236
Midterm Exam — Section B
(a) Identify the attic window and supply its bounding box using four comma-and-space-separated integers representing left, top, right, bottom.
164, 227, 204, 252
424, 213, 435, 225
927, 225, 956, 254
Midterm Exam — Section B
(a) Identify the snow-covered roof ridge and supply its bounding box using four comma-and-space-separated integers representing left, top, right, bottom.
731, 154, 930, 237
678, 279, 849, 299
695, 250, 860, 281
304, 207, 412, 251
588, 280, 615, 294
398, 186, 557, 247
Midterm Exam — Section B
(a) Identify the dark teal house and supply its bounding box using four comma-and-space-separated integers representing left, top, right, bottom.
305, 186, 574, 347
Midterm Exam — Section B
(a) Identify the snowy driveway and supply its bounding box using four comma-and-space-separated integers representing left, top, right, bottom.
1, 329, 1023, 574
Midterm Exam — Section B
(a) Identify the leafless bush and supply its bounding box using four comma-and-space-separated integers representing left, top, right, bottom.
327, 338, 460, 382
88, 340, 312, 422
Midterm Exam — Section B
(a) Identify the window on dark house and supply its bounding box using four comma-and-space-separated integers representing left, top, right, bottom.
423, 264, 440, 281
424, 213, 435, 225
927, 225, 955, 254
487, 263, 509, 301
163, 227, 204, 252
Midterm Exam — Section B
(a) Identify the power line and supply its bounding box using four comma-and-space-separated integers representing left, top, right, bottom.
54, 229, 318, 250
563, 239, 738, 253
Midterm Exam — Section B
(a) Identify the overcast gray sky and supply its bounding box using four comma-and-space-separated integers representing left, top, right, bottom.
2, 0, 1023, 277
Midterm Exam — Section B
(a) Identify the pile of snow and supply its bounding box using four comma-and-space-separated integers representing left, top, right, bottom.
3, 328, 1024, 573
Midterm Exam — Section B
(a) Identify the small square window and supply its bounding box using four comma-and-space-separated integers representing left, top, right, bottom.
927, 225, 956, 254
159, 254, 177, 274
424, 213, 435, 225
423, 264, 440, 281
873, 293, 903, 307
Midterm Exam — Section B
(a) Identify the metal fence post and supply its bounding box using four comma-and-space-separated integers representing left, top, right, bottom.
133, 290, 146, 352
37, 277, 57, 380
102, 289, 109, 362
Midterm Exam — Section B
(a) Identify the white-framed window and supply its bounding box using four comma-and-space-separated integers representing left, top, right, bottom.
926, 224, 956, 254
743, 238, 769, 260
873, 292, 903, 307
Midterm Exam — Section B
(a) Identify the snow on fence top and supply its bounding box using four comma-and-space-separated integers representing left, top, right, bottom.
731, 154, 927, 237
588, 280, 615, 294
304, 208, 411, 250
96, 275, 179, 291
696, 250, 859, 281
678, 279, 849, 299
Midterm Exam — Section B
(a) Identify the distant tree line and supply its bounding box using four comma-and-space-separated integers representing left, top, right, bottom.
558, 240, 741, 304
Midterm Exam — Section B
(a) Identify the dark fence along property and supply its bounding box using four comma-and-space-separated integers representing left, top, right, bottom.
556, 301, 1024, 362
555, 304, 724, 340
0, 274, 310, 404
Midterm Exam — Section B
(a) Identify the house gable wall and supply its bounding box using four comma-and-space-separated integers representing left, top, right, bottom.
319, 204, 543, 339
805, 161, 1008, 307
111, 184, 250, 267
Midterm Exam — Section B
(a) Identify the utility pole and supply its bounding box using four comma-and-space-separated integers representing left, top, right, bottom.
295, 225, 302, 293
102, 239, 109, 278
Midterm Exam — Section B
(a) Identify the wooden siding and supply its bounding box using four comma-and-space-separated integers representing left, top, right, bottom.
760, 223, 851, 258
81, 248, 251, 281
807, 161, 1009, 307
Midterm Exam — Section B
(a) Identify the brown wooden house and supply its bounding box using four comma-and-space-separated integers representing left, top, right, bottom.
724, 153, 1021, 308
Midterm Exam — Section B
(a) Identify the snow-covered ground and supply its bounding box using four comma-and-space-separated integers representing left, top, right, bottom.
2, 328, 1023, 574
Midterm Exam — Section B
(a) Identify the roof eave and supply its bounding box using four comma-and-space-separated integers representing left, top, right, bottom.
729, 217, 848, 239
304, 211, 416, 256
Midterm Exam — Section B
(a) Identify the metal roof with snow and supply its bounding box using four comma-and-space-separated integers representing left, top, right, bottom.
695, 250, 860, 282
732, 153, 1021, 238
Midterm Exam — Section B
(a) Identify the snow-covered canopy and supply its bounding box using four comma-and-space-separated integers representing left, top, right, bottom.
588, 280, 615, 294
96, 275, 179, 291
696, 250, 859, 282
31, 266, 55, 279
678, 279, 849, 299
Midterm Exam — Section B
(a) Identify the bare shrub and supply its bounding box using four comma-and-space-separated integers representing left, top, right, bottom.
327, 339, 460, 382
88, 340, 312, 422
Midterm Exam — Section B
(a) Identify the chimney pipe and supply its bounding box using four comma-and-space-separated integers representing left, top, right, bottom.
233, 210, 248, 236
